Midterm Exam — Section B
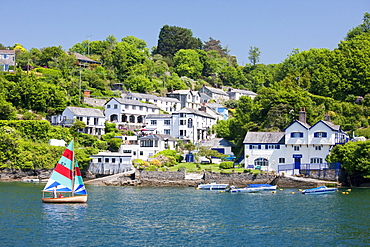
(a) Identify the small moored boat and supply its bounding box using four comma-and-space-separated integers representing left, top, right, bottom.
229, 185, 262, 193
248, 184, 277, 191
302, 186, 338, 195
197, 182, 228, 190
42, 140, 88, 203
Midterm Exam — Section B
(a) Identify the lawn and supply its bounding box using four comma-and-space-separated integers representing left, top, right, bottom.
168, 162, 255, 174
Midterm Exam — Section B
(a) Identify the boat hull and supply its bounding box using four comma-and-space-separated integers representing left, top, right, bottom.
302, 186, 338, 194
197, 184, 228, 190
230, 188, 261, 193
42, 195, 88, 203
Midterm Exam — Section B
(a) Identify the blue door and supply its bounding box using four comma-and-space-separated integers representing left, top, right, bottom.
294, 158, 301, 169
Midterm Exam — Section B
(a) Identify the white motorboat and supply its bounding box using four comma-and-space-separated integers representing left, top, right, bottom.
229, 186, 262, 193
302, 186, 338, 194
197, 182, 228, 190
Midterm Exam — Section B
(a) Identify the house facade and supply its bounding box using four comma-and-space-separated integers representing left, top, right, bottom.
172, 108, 216, 143
243, 110, 349, 173
105, 97, 160, 130
51, 107, 105, 135
166, 90, 201, 109
199, 86, 229, 103
123, 92, 180, 113
118, 134, 177, 161
227, 88, 257, 100
88, 152, 133, 175
0, 50, 15, 71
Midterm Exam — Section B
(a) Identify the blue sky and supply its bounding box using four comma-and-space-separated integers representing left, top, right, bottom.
2, 0, 368, 65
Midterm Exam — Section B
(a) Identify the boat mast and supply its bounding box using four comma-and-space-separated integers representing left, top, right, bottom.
71, 140, 75, 197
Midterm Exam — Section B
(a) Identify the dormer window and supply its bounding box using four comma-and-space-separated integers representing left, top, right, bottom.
314, 132, 327, 138
291, 132, 303, 138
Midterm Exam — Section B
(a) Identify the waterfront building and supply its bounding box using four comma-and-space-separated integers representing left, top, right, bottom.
123, 92, 180, 113
243, 109, 349, 173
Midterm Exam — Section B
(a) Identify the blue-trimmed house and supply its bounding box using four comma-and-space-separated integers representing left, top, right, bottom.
243, 109, 349, 173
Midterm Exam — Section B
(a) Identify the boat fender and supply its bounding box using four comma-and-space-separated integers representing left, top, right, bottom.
279, 189, 283, 191
272, 191, 276, 193
291, 192, 295, 194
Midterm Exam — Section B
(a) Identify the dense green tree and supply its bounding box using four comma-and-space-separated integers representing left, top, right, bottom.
327, 141, 370, 180
173, 49, 203, 78
154, 25, 202, 58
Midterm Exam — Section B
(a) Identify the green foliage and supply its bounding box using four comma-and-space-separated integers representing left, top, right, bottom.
327, 140, 370, 179
107, 138, 122, 152
153, 149, 183, 163
154, 25, 202, 59
219, 161, 234, 169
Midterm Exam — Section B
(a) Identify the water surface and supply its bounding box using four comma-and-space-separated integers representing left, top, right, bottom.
1, 182, 369, 246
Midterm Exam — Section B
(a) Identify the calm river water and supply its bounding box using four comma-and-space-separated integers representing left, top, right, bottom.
1, 182, 369, 246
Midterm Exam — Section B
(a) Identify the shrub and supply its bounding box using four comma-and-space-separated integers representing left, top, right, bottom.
219, 161, 234, 169
150, 159, 162, 167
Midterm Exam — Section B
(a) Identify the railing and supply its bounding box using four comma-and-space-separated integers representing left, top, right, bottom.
88, 162, 133, 175
278, 162, 341, 176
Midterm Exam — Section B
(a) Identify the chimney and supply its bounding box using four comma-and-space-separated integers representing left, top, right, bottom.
83, 90, 91, 97
324, 112, 331, 122
299, 107, 306, 123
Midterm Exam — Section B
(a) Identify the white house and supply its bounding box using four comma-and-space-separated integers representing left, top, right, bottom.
51, 107, 105, 135
145, 114, 173, 135
227, 88, 257, 100
88, 152, 133, 175
199, 86, 229, 103
172, 108, 216, 143
123, 92, 180, 113
105, 97, 160, 130
117, 134, 177, 161
0, 50, 15, 71
243, 109, 349, 173
166, 90, 201, 109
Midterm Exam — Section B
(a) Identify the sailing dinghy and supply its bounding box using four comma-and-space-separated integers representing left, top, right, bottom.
42, 140, 88, 203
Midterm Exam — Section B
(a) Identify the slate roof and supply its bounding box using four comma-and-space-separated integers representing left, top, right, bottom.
146, 114, 172, 119
139, 134, 176, 141
228, 88, 257, 96
168, 90, 191, 95
203, 86, 228, 96
243, 132, 285, 144
201, 138, 235, 148
316, 120, 341, 131
0, 50, 15, 55
66, 107, 104, 117
110, 98, 160, 109
175, 108, 215, 119
73, 52, 101, 64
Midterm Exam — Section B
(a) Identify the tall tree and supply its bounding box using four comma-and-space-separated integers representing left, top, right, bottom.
154, 25, 202, 58
203, 37, 228, 57
248, 46, 261, 65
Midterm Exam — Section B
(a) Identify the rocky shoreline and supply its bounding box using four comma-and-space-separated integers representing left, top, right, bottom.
0, 168, 358, 188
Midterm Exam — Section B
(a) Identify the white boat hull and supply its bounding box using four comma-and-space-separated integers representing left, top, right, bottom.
197, 183, 228, 190
42, 195, 88, 203
302, 186, 338, 194
230, 188, 262, 193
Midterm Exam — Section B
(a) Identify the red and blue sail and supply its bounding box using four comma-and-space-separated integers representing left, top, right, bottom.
43, 141, 87, 195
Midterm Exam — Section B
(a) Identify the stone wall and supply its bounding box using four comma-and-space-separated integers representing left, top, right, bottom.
300, 169, 339, 181
131, 170, 328, 188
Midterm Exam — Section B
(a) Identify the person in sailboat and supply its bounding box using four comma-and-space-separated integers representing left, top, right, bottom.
53, 186, 57, 198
